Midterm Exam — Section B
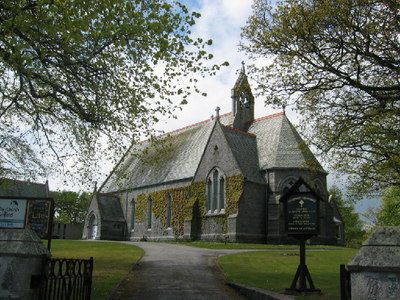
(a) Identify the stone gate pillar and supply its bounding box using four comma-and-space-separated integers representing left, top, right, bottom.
0, 229, 50, 299
348, 226, 400, 300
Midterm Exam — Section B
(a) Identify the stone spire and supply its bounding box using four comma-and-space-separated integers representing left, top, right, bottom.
231, 63, 254, 131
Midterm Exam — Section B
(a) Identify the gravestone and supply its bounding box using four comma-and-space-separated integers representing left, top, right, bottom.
348, 226, 400, 300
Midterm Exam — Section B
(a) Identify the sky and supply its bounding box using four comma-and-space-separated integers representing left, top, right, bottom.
50, 0, 380, 213
152, 0, 293, 134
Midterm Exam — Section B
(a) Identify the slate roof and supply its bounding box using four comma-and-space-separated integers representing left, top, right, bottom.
97, 193, 125, 222
221, 126, 264, 184
101, 113, 235, 193
248, 113, 325, 172
101, 111, 325, 194
0, 178, 48, 198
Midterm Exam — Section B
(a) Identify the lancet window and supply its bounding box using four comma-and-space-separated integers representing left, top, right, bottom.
206, 168, 226, 214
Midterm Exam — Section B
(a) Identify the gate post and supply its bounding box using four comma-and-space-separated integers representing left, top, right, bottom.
0, 229, 50, 299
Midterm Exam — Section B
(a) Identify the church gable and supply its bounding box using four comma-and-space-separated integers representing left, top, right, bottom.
193, 120, 243, 182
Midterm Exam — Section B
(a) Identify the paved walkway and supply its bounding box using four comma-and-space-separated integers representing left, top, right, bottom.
108, 242, 251, 300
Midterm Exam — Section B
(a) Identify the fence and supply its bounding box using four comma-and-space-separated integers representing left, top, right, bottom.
39, 257, 93, 300
340, 264, 351, 300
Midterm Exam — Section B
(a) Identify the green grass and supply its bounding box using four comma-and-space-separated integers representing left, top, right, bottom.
49, 240, 144, 300
48, 240, 355, 299
166, 240, 344, 250
217, 248, 358, 300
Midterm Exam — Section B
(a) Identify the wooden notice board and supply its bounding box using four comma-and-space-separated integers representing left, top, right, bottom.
280, 178, 322, 237
285, 193, 319, 235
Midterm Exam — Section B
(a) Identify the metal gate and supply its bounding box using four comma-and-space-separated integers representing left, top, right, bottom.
340, 264, 351, 300
39, 257, 93, 300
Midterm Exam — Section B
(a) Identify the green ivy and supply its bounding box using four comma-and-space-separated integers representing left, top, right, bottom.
135, 194, 148, 223
134, 174, 244, 237
226, 174, 244, 216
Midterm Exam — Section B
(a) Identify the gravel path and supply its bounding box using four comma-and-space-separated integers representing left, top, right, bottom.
108, 242, 252, 300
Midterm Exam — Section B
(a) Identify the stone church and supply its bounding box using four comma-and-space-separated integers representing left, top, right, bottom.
82, 67, 344, 244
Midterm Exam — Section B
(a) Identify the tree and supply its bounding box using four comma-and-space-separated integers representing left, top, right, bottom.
50, 190, 91, 224
377, 186, 400, 226
329, 186, 365, 248
241, 0, 400, 194
364, 186, 400, 227
0, 0, 226, 183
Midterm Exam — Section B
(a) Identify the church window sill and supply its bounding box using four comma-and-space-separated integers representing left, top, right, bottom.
205, 210, 226, 217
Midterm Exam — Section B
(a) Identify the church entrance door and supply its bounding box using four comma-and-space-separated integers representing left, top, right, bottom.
89, 214, 97, 239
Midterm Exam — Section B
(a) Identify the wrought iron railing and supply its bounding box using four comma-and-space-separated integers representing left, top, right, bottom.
39, 257, 93, 300
340, 264, 351, 300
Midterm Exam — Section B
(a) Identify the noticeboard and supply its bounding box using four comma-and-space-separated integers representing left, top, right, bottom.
281, 178, 322, 237
285, 193, 319, 235
0, 197, 54, 239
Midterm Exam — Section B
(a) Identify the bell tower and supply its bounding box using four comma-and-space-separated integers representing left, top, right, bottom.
231, 63, 255, 131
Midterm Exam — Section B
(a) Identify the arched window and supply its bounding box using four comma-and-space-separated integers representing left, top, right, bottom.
206, 168, 226, 214
219, 176, 225, 211
166, 194, 172, 228
147, 197, 152, 229
207, 179, 212, 211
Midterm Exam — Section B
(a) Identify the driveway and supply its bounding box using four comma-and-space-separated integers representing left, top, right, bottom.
108, 242, 251, 300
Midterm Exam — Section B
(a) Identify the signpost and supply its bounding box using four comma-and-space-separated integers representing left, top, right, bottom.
0, 196, 54, 250
281, 178, 322, 295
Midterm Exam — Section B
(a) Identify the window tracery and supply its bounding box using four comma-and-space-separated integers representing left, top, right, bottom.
206, 168, 226, 214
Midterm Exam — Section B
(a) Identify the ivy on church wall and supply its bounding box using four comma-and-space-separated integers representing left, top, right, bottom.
135, 194, 148, 223
187, 181, 206, 218
134, 186, 191, 236
134, 174, 244, 237
225, 174, 244, 216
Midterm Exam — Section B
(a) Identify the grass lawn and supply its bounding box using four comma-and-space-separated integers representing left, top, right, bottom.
48, 240, 356, 300
217, 248, 358, 300
49, 240, 144, 300
167, 240, 344, 250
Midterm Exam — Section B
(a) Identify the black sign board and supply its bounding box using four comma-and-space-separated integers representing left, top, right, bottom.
280, 178, 322, 237
286, 194, 319, 235
280, 178, 323, 294
0, 197, 54, 240
26, 199, 53, 238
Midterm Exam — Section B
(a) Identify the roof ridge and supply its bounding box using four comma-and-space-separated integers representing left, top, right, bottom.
0, 178, 47, 186
97, 192, 119, 198
223, 125, 256, 137
249, 112, 285, 124
135, 112, 233, 145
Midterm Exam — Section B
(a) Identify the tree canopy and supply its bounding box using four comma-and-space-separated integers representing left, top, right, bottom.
329, 186, 365, 247
50, 190, 91, 224
0, 0, 225, 184
241, 0, 400, 194
365, 186, 400, 227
